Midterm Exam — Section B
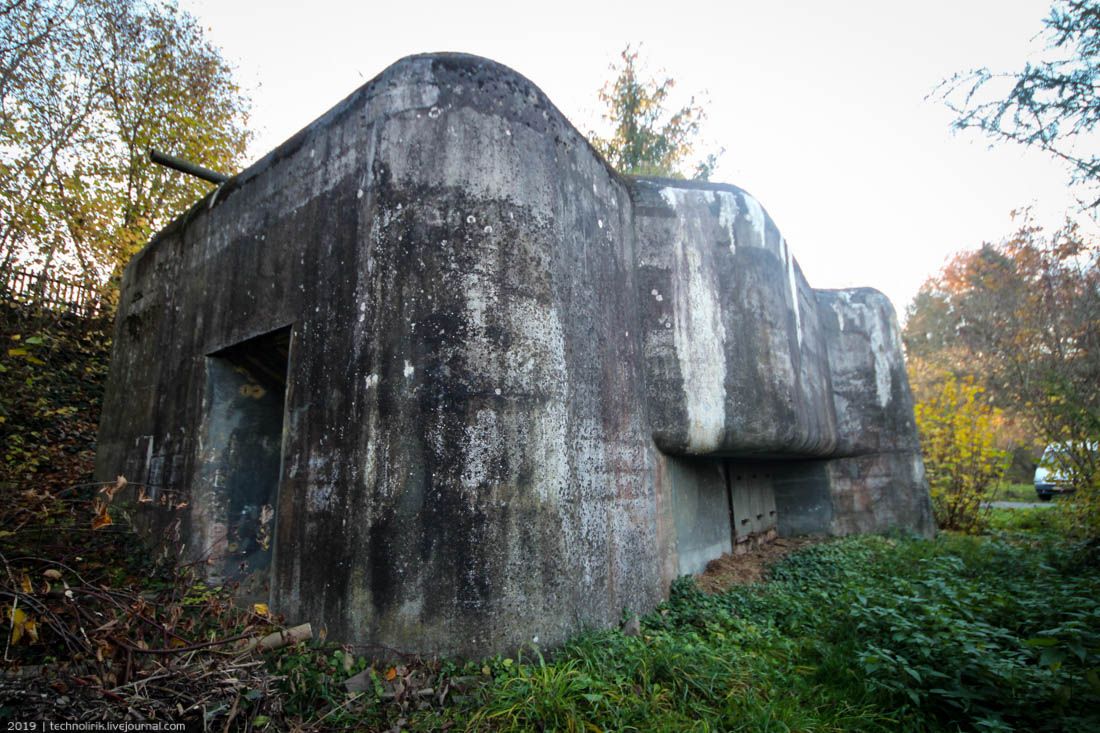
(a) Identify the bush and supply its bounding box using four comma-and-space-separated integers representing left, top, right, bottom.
915, 375, 1009, 532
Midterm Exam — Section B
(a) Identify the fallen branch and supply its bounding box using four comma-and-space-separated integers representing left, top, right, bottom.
237, 622, 312, 654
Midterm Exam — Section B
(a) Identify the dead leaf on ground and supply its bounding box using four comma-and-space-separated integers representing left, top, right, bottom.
9, 607, 39, 645
695, 537, 824, 594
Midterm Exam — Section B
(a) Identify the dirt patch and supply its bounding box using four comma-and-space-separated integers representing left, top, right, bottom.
695, 536, 824, 594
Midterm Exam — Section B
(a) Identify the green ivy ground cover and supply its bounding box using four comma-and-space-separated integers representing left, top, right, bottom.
326, 530, 1099, 732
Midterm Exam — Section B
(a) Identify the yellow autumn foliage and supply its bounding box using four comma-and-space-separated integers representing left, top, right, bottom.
915, 375, 1009, 533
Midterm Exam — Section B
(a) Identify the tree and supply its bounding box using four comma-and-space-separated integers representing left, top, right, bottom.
904, 215, 1099, 418
939, 1, 1100, 210
0, 0, 250, 295
589, 45, 721, 180
904, 215, 1100, 532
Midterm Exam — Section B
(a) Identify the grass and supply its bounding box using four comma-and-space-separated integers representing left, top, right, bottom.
993, 482, 1040, 502
987, 504, 1066, 533
276, 521, 1100, 732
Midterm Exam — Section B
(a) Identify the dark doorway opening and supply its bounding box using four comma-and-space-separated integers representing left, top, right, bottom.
199, 327, 291, 601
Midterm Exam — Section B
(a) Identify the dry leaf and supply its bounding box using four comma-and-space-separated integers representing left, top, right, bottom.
137, 485, 151, 503
9, 607, 38, 645
42, 569, 62, 581
385, 666, 397, 681
99, 475, 127, 500
19, 574, 32, 593
91, 500, 113, 530
252, 603, 269, 617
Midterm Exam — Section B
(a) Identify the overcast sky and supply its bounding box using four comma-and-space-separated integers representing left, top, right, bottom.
177, 0, 1091, 316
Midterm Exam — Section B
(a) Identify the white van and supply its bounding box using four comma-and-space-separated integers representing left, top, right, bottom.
1034, 443, 1097, 501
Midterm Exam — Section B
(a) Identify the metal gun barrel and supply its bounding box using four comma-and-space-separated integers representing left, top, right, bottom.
149, 148, 229, 185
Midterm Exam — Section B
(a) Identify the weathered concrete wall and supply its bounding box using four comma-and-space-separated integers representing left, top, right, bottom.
97, 52, 933, 658
633, 181, 838, 458
816, 290, 934, 534
660, 456, 730, 576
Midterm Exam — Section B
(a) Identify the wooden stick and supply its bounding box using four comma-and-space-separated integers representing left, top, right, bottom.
237, 622, 312, 654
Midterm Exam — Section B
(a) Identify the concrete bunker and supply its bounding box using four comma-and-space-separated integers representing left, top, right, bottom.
96, 53, 934, 657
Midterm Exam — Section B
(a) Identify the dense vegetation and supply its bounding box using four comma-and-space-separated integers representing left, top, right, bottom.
320, 528, 1095, 732
0, 302, 111, 491
905, 216, 1099, 535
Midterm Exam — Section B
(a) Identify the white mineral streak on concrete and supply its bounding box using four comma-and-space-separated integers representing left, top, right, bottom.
461, 270, 500, 367
663, 187, 728, 452
715, 191, 740, 255
741, 192, 766, 249
781, 239, 804, 350
461, 408, 501, 504
912, 453, 927, 482
837, 292, 893, 408
364, 373, 379, 389
361, 410, 380, 499
868, 314, 893, 408
403, 360, 414, 378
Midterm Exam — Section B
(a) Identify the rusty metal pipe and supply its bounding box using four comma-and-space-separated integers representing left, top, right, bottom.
149, 148, 228, 185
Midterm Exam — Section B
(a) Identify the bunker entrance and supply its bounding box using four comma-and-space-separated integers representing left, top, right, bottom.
199, 327, 291, 601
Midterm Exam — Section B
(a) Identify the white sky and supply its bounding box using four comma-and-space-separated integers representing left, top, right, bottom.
178, 0, 1092, 316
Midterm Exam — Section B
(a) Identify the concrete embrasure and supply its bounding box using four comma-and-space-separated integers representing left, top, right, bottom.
96, 53, 934, 657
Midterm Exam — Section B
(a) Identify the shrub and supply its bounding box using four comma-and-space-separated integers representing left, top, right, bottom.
915, 375, 1009, 532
